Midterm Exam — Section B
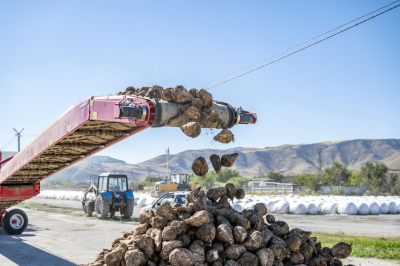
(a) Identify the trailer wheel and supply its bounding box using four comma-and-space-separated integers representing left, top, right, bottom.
95, 195, 109, 219
85, 202, 94, 217
121, 201, 134, 219
1, 209, 29, 235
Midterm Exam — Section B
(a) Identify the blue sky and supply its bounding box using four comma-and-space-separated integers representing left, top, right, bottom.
0, 1, 399, 164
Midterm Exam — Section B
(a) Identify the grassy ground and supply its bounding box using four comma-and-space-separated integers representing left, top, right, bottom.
17, 201, 139, 224
313, 232, 400, 261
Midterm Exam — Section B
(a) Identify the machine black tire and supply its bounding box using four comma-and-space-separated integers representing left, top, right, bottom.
1, 209, 29, 235
85, 202, 94, 217
121, 200, 134, 219
95, 195, 109, 219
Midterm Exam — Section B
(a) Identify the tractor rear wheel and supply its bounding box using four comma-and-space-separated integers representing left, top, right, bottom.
85, 202, 94, 217
121, 200, 134, 219
95, 195, 109, 219
1, 208, 29, 234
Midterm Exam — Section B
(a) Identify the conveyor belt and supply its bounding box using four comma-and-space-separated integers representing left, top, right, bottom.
0, 95, 256, 212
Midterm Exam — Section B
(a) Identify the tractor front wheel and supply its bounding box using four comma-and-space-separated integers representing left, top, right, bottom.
85, 202, 94, 217
1, 208, 29, 234
95, 196, 109, 219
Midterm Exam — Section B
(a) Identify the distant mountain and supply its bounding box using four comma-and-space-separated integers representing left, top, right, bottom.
83, 156, 126, 164
5, 139, 400, 182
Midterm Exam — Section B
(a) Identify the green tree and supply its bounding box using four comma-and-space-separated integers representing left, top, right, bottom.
359, 162, 390, 192
323, 161, 352, 185
216, 169, 241, 183
269, 171, 285, 183
291, 173, 323, 192
227, 176, 249, 188
192, 172, 217, 188
145, 176, 162, 182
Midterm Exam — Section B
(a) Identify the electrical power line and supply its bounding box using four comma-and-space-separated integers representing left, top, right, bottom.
197, 0, 400, 88
204, 2, 400, 90
0, 136, 17, 151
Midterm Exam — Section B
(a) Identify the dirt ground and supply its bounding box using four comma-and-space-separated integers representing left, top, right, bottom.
0, 197, 399, 266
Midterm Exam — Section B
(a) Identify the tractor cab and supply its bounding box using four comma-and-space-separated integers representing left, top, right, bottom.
170, 173, 190, 190
150, 173, 198, 198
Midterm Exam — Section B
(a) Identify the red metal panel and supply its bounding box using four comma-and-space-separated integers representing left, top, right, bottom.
0, 184, 40, 200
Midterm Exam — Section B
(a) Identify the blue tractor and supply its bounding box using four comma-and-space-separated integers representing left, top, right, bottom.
82, 173, 134, 219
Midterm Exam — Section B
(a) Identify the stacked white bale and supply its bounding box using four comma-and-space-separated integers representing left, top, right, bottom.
378, 202, 389, 214
387, 202, 398, 214
368, 202, 380, 215
321, 202, 338, 214
289, 202, 307, 214
355, 202, 370, 215
273, 201, 290, 214
233, 203, 243, 212
338, 201, 357, 215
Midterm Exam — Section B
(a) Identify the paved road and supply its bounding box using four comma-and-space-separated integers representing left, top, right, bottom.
1, 198, 400, 266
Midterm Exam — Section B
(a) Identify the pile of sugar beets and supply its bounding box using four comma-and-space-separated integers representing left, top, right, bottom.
79, 184, 352, 266
116, 85, 235, 142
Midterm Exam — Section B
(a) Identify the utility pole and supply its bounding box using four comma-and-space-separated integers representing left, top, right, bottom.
317, 148, 324, 172
165, 147, 170, 180
13, 128, 24, 152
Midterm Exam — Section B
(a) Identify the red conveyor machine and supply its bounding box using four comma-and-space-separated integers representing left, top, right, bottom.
0, 95, 256, 234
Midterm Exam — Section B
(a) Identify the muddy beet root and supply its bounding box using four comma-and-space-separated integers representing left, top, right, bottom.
266, 215, 275, 224
104, 243, 127, 266
138, 87, 150, 96
185, 210, 211, 227
208, 110, 219, 123
139, 209, 155, 226
224, 183, 237, 201
225, 260, 240, 266
191, 98, 204, 109
330, 242, 352, 259
289, 252, 304, 265
221, 153, 239, 167
286, 235, 302, 253
209, 154, 222, 174
254, 203, 268, 216
192, 157, 209, 177
181, 122, 201, 138
186, 106, 202, 120
235, 188, 245, 199
243, 230, 265, 251
162, 88, 174, 102
162, 226, 178, 241
189, 88, 198, 98
233, 226, 247, 244
196, 89, 213, 107
216, 224, 234, 245
256, 248, 274, 266
151, 216, 168, 228
206, 249, 219, 263
124, 249, 147, 266
237, 252, 259, 266
207, 187, 226, 202
172, 85, 194, 103
224, 244, 246, 260
214, 129, 234, 144
146, 85, 163, 99
197, 223, 216, 243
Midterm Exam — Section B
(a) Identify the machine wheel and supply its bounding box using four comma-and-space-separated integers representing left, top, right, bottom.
85, 202, 94, 217
1, 209, 29, 235
95, 195, 109, 219
121, 201, 134, 219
